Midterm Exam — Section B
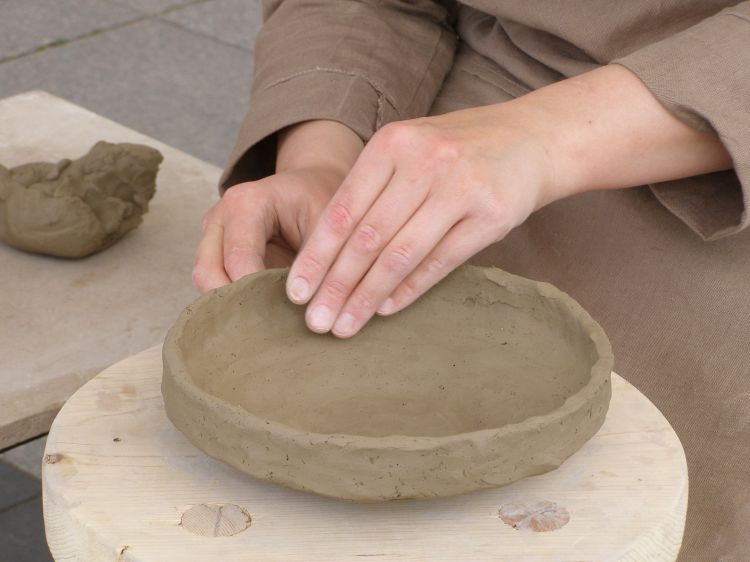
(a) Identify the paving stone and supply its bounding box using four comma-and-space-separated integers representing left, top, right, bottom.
0, 0, 138, 61
0, 461, 39, 512
162, 0, 263, 50
0, 18, 252, 167
0, 496, 53, 562
0, 436, 47, 479
109, 0, 195, 14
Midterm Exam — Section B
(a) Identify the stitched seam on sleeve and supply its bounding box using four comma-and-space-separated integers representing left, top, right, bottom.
262, 67, 394, 128
262, 67, 396, 108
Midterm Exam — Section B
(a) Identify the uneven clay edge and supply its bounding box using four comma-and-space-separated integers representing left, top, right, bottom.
162, 266, 614, 451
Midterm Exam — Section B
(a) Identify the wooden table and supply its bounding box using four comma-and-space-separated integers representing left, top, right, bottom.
43, 346, 688, 561
0, 91, 219, 449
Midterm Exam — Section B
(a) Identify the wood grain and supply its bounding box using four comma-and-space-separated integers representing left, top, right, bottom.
43, 346, 688, 561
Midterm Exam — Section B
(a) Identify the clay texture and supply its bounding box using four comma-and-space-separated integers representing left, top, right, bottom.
0, 141, 162, 258
162, 266, 613, 501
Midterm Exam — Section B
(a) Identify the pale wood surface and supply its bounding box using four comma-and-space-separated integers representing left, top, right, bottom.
43, 346, 688, 561
0, 91, 220, 449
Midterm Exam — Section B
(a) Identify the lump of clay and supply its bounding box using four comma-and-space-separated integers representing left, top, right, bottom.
163, 265, 614, 502
0, 141, 163, 258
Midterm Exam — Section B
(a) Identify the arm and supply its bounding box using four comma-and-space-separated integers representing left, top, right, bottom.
192, 120, 362, 291
286, 64, 732, 337
194, 0, 455, 292
221, 0, 456, 187
509, 64, 732, 204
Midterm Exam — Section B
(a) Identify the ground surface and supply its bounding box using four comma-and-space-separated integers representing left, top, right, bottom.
0, 1, 261, 559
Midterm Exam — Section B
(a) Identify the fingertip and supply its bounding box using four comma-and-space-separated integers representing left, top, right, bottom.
376, 297, 398, 316
331, 312, 357, 338
305, 303, 334, 333
287, 276, 311, 304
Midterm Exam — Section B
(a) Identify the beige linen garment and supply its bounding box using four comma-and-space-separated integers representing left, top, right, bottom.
221, 2, 750, 560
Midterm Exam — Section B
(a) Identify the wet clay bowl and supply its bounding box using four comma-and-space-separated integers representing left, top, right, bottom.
162, 265, 613, 501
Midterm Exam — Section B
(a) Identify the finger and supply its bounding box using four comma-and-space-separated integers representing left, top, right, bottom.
222, 208, 271, 281
302, 171, 429, 333
286, 140, 396, 305
377, 217, 493, 316
192, 222, 231, 292
330, 196, 464, 338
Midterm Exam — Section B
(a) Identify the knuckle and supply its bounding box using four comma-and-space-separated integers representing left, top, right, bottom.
326, 201, 354, 235
377, 121, 417, 149
352, 223, 382, 253
221, 187, 244, 205
191, 267, 207, 291
322, 278, 350, 299
482, 199, 513, 239
298, 253, 324, 277
385, 244, 413, 274
425, 256, 447, 274
485, 200, 511, 229
351, 290, 376, 311
433, 138, 462, 163
223, 250, 245, 278
398, 276, 418, 301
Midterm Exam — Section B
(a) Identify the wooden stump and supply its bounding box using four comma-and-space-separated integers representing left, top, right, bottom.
43, 346, 687, 561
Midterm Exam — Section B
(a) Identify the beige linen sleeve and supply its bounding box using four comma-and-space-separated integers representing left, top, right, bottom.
613, 2, 750, 240
220, 0, 457, 190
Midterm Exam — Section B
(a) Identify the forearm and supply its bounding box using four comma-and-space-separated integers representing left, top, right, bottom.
276, 120, 364, 178
505, 64, 733, 205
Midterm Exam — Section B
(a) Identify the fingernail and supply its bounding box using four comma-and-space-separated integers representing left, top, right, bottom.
288, 277, 310, 303
377, 298, 396, 315
333, 312, 356, 336
308, 305, 334, 332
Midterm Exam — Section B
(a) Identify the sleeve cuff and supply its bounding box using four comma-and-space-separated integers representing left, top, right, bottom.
219, 69, 399, 191
612, 5, 750, 240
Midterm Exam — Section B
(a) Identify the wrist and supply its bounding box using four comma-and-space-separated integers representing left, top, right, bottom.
276, 120, 364, 179
497, 96, 586, 208
504, 64, 733, 203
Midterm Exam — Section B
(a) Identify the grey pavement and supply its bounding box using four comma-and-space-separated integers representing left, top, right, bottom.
112, 0, 196, 14
1, 0, 261, 167
0, 437, 46, 479
0, 0, 138, 62
163, 0, 263, 50
0, 0, 263, 557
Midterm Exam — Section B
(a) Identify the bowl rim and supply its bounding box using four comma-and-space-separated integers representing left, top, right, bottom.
162, 266, 613, 452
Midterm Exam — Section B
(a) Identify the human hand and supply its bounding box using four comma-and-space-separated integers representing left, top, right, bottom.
285, 105, 556, 338
192, 120, 363, 293
192, 165, 345, 292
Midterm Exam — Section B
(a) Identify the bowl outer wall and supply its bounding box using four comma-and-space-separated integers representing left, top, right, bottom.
161, 266, 613, 501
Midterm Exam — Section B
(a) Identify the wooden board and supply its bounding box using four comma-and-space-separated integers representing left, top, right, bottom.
0, 91, 220, 449
43, 346, 688, 561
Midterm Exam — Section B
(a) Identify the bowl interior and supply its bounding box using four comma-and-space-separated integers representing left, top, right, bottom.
177, 268, 599, 438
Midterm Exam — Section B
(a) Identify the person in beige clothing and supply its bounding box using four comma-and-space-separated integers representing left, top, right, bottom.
192, 2, 750, 559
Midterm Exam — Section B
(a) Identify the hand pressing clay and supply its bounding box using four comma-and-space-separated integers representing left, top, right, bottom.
0, 141, 162, 258
163, 265, 614, 501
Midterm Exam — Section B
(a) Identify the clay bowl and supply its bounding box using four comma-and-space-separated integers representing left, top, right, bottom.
162, 265, 613, 501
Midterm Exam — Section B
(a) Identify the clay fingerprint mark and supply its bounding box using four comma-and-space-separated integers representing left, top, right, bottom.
498, 501, 570, 532
180, 503, 251, 537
